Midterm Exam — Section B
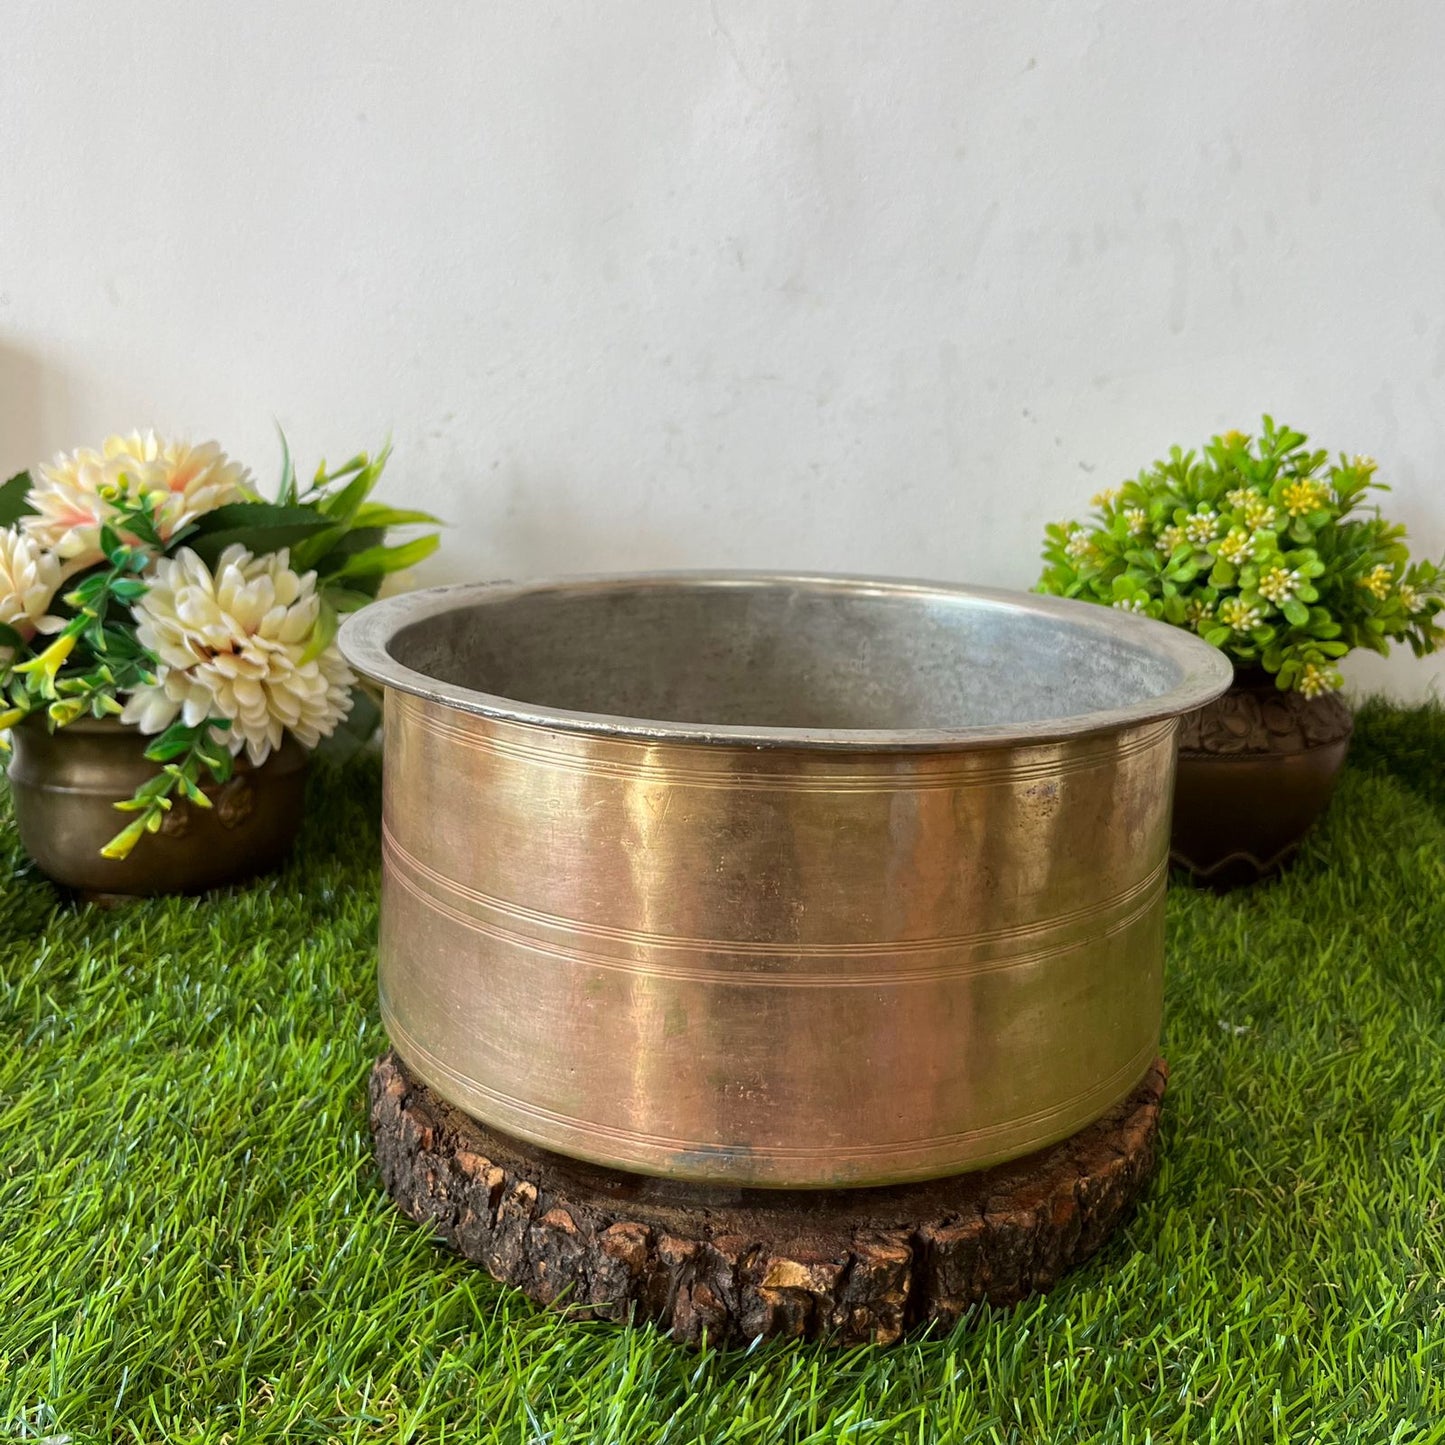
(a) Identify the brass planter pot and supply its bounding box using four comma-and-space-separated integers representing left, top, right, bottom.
1170, 668, 1353, 888
340, 572, 1231, 1188
7, 716, 308, 897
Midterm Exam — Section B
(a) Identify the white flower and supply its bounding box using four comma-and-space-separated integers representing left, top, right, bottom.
120, 545, 353, 765
24, 432, 251, 568
1225, 487, 1257, 511
1281, 478, 1329, 517
22, 445, 115, 564
1112, 596, 1147, 613
1123, 507, 1148, 536
1156, 524, 1186, 555
1090, 487, 1120, 508
1184, 508, 1220, 546
1184, 597, 1213, 629
0, 527, 64, 661
1218, 596, 1262, 632
1065, 530, 1095, 562
1242, 497, 1278, 531
1398, 584, 1422, 613
112, 432, 252, 540
1257, 565, 1302, 606
1297, 661, 1342, 699
1360, 564, 1393, 600
1216, 528, 1252, 565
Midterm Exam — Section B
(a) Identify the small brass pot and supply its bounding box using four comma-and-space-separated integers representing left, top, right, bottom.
6, 716, 308, 898
1170, 667, 1353, 888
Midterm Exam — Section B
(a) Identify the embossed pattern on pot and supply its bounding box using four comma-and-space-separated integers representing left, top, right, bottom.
6, 715, 307, 896
1172, 668, 1356, 885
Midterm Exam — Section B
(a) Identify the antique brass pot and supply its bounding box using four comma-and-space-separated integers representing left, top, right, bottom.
340, 573, 1230, 1188
7, 716, 307, 897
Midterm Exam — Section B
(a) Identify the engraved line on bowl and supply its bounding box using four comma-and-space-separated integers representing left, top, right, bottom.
401, 696, 1174, 789
382, 816, 1168, 962
384, 1004, 1156, 1162
395, 692, 1176, 792
382, 850, 1165, 985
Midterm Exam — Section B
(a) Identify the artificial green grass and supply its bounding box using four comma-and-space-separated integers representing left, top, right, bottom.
2, 703, 1443, 1444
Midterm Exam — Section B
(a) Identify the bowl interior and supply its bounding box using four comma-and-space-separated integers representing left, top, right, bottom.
383, 579, 1189, 732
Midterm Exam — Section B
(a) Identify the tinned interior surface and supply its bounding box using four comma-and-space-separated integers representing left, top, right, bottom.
384, 581, 1186, 732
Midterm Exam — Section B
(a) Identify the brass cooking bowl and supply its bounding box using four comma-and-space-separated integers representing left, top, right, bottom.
340, 572, 1230, 1188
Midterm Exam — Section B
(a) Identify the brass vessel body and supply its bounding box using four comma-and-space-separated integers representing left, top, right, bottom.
342, 573, 1231, 1188
7, 716, 307, 896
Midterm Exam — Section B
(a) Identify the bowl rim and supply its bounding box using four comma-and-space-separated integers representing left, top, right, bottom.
338, 570, 1235, 751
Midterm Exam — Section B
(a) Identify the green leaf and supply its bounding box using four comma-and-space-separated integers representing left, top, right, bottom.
300, 595, 339, 666
316, 462, 381, 528
200, 745, 235, 784
1282, 598, 1309, 627
293, 521, 382, 576
186, 503, 334, 567
0, 471, 35, 526
312, 452, 371, 490
190, 720, 232, 773
319, 584, 383, 615
190, 501, 330, 536
351, 502, 441, 529
177, 772, 211, 806
276, 426, 298, 507
66, 574, 109, 605
329, 533, 440, 582
144, 721, 201, 762
118, 504, 164, 549
133, 771, 177, 801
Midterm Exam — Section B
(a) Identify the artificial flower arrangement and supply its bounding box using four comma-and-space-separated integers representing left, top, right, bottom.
1037, 417, 1444, 696
0, 432, 437, 858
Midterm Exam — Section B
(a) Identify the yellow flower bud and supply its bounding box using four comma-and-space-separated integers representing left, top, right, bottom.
100, 814, 150, 860
13, 629, 77, 688
47, 697, 86, 727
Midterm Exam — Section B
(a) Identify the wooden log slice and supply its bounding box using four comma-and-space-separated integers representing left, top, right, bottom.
370, 1051, 1167, 1347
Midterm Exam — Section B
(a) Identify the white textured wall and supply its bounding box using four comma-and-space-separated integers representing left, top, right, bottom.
3, 0, 1442, 698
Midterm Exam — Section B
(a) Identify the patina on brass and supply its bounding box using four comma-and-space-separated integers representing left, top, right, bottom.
7, 715, 307, 897
340, 572, 1231, 1188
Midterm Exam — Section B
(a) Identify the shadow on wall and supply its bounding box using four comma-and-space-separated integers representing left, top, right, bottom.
0, 341, 70, 477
